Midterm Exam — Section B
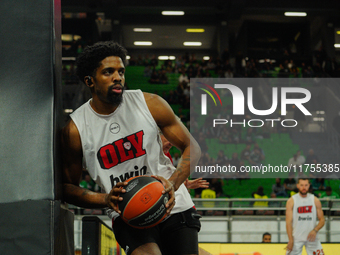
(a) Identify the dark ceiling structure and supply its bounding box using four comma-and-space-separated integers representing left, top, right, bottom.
61, 0, 340, 59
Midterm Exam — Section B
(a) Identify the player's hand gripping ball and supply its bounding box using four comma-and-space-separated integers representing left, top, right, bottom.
118, 176, 169, 229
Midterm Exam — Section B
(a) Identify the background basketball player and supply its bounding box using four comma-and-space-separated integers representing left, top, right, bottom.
285, 178, 325, 255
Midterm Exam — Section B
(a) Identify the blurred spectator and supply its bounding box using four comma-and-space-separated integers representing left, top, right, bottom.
284, 172, 297, 195
144, 65, 152, 77
269, 192, 280, 207
149, 70, 160, 84
150, 54, 158, 67
136, 55, 144, 65
230, 128, 241, 144
219, 129, 231, 144
319, 186, 339, 211
172, 152, 180, 168
216, 150, 229, 166
201, 184, 216, 213
80, 173, 97, 192
249, 148, 265, 166
262, 232, 272, 243
254, 143, 265, 156
199, 152, 213, 167
229, 152, 241, 171
306, 149, 319, 164
278, 63, 289, 78
252, 186, 269, 207
177, 107, 189, 124
243, 128, 255, 143
164, 90, 177, 104
210, 178, 224, 197
206, 58, 216, 70
319, 186, 340, 199
196, 132, 208, 154
240, 144, 251, 161
178, 70, 189, 84
224, 69, 234, 78
236, 160, 250, 180
200, 117, 215, 138
159, 70, 169, 84
223, 59, 233, 72
272, 178, 288, 197
296, 150, 306, 165
287, 154, 301, 167
308, 185, 318, 197
311, 178, 326, 191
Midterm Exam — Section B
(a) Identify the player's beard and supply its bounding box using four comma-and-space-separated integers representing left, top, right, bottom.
107, 84, 124, 107
299, 189, 308, 196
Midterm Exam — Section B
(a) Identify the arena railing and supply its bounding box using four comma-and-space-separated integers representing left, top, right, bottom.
192, 198, 340, 243
67, 198, 340, 216
68, 198, 340, 245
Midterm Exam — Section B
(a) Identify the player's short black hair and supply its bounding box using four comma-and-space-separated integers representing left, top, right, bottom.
76, 41, 128, 83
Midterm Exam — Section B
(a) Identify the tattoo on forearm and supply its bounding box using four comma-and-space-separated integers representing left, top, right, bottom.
81, 189, 89, 196
68, 184, 77, 192
176, 155, 190, 174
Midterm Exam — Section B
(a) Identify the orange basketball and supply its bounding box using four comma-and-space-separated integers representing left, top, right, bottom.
118, 176, 169, 229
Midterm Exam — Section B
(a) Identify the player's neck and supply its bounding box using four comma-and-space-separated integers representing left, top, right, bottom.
90, 98, 119, 115
298, 192, 308, 198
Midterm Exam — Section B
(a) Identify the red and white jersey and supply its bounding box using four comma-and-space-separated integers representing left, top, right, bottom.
70, 90, 194, 219
292, 193, 318, 241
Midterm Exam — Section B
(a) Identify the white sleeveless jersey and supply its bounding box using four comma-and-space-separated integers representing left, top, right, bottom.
292, 193, 318, 241
70, 90, 194, 219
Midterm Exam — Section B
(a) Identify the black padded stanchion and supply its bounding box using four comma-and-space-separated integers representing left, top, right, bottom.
0, 0, 72, 254
0, 200, 74, 255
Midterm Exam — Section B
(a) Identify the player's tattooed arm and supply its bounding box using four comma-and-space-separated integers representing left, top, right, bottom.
62, 119, 108, 209
176, 155, 191, 173
144, 92, 201, 190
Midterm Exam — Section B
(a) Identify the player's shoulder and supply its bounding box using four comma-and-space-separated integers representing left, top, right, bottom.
142, 92, 170, 109
142, 92, 176, 126
287, 196, 295, 202
62, 119, 83, 154
286, 196, 294, 207
124, 90, 159, 102
142, 91, 162, 101
62, 119, 80, 139
313, 194, 321, 203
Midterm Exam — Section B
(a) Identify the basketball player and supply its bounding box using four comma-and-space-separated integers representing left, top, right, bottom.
61, 41, 201, 255
285, 178, 325, 255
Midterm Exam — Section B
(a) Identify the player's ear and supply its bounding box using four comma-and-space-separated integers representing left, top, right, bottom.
85, 75, 94, 87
